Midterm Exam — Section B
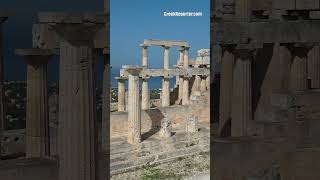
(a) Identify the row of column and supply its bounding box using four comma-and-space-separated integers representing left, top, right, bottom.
116, 45, 213, 112
218, 45, 319, 137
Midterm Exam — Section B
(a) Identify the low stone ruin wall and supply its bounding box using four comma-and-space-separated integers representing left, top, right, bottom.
110, 104, 209, 136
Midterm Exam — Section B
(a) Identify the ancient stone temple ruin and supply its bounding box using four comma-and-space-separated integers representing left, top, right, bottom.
212, 0, 320, 179
110, 39, 210, 174
0, 1, 110, 179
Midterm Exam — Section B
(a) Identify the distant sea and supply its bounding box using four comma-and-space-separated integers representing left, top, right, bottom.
111, 67, 176, 89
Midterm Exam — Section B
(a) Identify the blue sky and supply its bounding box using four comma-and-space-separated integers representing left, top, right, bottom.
110, 0, 210, 68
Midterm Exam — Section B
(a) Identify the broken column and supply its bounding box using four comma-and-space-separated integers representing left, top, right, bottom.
115, 77, 126, 112
159, 117, 172, 138
16, 49, 53, 158
182, 46, 191, 105
141, 44, 148, 67
219, 49, 235, 134
38, 12, 104, 180
124, 65, 143, 144
290, 48, 308, 91
186, 115, 198, 133
308, 46, 320, 88
162, 45, 171, 107
231, 50, 252, 136
200, 76, 207, 92
141, 76, 150, 110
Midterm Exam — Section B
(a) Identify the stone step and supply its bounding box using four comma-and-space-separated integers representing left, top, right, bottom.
110, 136, 209, 164
110, 144, 210, 175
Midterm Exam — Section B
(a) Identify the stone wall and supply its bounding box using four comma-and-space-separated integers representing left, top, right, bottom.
111, 103, 209, 136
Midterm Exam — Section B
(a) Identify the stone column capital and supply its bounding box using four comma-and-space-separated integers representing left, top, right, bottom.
140, 44, 149, 49
162, 45, 171, 49
183, 46, 191, 51
233, 49, 254, 60
141, 76, 150, 81
15, 48, 54, 63
115, 77, 127, 82
38, 12, 105, 41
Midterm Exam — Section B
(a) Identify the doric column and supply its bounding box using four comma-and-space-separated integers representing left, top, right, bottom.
140, 44, 148, 67
206, 75, 210, 89
162, 76, 171, 107
231, 50, 253, 137
102, 48, 110, 152
177, 48, 184, 104
308, 46, 320, 88
219, 49, 235, 134
200, 76, 207, 92
38, 13, 104, 180
191, 75, 201, 93
124, 65, 143, 144
290, 47, 308, 91
182, 46, 191, 105
163, 45, 170, 70
162, 45, 171, 107
141, 77, 150, 110
0, 16, 8, 159
16, 49, 53, 158
235, 0, 251, 22
115, 77, 126, 112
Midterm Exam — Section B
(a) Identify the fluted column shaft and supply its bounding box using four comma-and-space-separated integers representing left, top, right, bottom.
192, 75, 201, 93
206, 75, 210, 89
58, 39, 97, 180
26, 56, 50, 158
116, 78, 126, 112
219, 50, 234, 134
162, 46, 170, 107
141, 45, 148, 67
308, 46, 320, 88
290, 55, 308, 91
231, 50, 252, 137
141, 77, 150, 109
102, 48, 110, 152
126, 68, 142, 144
177, 48, 184, 104
235, 0, 251, 22
182, 47, 190, 105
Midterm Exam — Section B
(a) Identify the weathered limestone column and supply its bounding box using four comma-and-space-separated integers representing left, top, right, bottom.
16, 49, 53, 158
162, 76, 171, 107
231, 50, 253, 137
191, 75, 201, 93
206, 75, 210, 89
177, 48, 184, 104
0, 16, 8, 159
141, 77, 150, 110
200, 76, 207, 92
219, 49, 235, 134
162, 45, 171, 107
115, 77, 126, 112
290, 51, 308, 91
102, 48, 110, 152
124, 65, 143, 144
141, 44, 148, 67
38, 12, 104, 180
308, 46, 320, 88
182, 46, 191, 105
